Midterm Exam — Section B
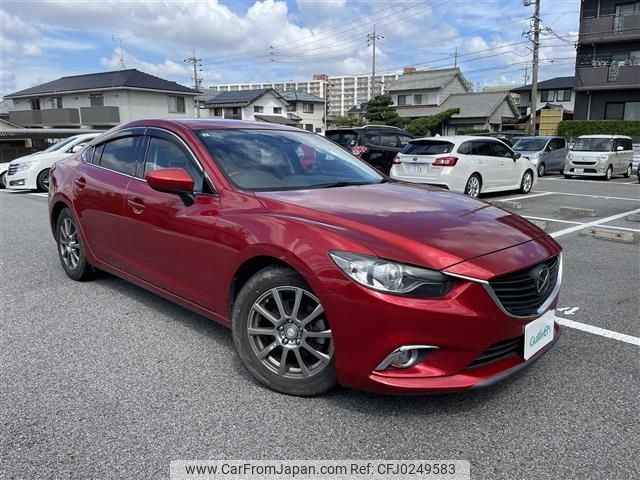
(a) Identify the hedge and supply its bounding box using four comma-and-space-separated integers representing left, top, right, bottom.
557, 120, 640, 143
455, 128, 491, 135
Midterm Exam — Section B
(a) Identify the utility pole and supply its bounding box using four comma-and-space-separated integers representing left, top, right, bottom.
367, 25, 383, 100
454, 46, 458, 68
184, 49, 202, 118
523, 65, 529, 85
525, 0, 541, 135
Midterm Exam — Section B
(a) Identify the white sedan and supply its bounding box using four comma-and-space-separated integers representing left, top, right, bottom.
390, 136, 537, 197
6, 133, 100, 192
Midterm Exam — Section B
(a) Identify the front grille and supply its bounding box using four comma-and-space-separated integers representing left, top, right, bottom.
467, 336, 523, 369
489, 256, 560, 317
8, 164, 19, 175
572, 161, 596, 166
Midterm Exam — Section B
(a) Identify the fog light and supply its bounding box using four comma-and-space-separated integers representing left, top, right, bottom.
375, 345, 438, 371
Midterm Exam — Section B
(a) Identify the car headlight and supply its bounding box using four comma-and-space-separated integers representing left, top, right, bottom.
13, 160, 37, 172
567, 153, 573, 161
329, 251, 456, 297
529, 153, 540, 162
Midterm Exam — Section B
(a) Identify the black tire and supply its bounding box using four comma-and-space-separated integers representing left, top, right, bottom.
56, 208, 94, 281
604, 165, 613, 181
232, 266, 336, 396
0, 171, 6, 189
36, 168, 50, 192
519, 169, 534, 194
623, 164, 632, 178
537, 163, 545, 177
464, 174, 482, 198
564, 174, 572, 179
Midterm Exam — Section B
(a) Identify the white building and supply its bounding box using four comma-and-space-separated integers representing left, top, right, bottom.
280, 91, 326, 133
5, 69, 198, 128
208, 71, 404, 118
203, 89, 299, 126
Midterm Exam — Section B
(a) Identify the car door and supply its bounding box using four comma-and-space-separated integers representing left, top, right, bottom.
123, 128, 221, 311
546, 138, 567, 171
363, 130, 401, 174
612, 139, 624, 173
470, 140, 501, 191
490, 140, 520, 189
72, 128, 145, 271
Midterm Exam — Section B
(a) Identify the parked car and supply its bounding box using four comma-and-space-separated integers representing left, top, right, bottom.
325, 125, 413, 174
513, 136, 569, 177
49, 119, 562, 396
390, 136, 536, 198
0, 162, 8, 188
6, 133, 100, 192
564, 135, 634, 180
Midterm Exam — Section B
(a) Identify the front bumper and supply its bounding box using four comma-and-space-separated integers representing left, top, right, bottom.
7, 171, 37, 190
319, 243, 562, 394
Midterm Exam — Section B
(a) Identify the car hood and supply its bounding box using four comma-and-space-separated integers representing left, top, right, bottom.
516, 150, 542, 157
255, 183, 548, 271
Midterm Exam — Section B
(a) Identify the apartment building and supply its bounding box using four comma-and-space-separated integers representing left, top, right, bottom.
573, 0, 640, 120
208, 71, 403, 118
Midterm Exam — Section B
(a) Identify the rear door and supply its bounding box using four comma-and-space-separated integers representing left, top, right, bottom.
123, 128, 221, 311
490, 140, 520, 189
363, 130, 402, 174
470, 140, 501, 190
72, 128, 145, 271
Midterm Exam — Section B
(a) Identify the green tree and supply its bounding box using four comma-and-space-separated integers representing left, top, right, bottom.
333, 116, 359, 127
365, 95, 405, 127
405, 108, 460, 136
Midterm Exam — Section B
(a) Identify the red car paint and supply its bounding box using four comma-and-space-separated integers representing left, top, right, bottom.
49, 119, 562, 394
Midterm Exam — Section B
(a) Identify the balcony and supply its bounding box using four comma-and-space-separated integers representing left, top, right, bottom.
8, 110, 42, 127
80, 106, 120, 126
575, 64, 640, 91
41, 108, 80, 127
579, 12, 640, 44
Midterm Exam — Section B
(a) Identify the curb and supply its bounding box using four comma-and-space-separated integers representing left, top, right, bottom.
579, 227, 635, 243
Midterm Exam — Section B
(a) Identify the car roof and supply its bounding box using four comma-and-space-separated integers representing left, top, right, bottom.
515, 136, 559, 140
578, 134, 631, 139
123, 118, 304, 133
408, 136, 507, 143
326, 125, 403, 131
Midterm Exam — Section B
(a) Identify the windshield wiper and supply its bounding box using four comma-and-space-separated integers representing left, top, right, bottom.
314, 181, 377, 189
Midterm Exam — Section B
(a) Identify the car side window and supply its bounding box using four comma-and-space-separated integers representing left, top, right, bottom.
491, 141, 513, 158
96, 136, 143, 176
364, 132, 380, 145
621, 138, 632, 150
144, 136, 204, 192
457, 142, 472, 155
379, 133, 399, 148
91, 144, 105, 164
397, 134, 412, 147
472, 141, 494, 156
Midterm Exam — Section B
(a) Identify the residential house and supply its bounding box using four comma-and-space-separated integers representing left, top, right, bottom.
396, 92, 520, 135
203, 89, 298, 126
4, 69, 198, 128
510, 76, 576, 117
387, 68, 519, 133
573, 0, 640, 120
280, 90, 326, 133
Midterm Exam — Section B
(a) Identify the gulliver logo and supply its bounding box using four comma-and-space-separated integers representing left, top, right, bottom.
530, 325, 552, 347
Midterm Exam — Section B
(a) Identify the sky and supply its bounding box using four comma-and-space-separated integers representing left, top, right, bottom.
0, 0, 581, 97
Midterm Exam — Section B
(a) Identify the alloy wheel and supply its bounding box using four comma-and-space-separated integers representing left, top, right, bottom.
606, 166, 612, 180
59, 217, 81, 271
522, 171, 533, 193
537, 164, 545, 177
247, 286, 333, 379
466, 176, 480, 198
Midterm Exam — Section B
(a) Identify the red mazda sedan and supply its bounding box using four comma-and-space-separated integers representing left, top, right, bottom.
48, 119, 562, 396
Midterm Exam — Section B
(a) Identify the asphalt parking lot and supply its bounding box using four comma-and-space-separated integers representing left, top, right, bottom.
1, 175, 638, 480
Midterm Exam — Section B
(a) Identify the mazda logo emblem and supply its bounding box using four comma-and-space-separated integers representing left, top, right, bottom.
535, 265, 551, 294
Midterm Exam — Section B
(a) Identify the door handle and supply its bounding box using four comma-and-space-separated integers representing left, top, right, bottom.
127, 197, 145, 214
73, 177, 86, 189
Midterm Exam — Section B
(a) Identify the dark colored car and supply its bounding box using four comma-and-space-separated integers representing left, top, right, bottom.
49, 119, 562, 396
325, 125, 413, 174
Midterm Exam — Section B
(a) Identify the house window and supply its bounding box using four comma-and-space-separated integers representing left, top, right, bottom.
426, 92, 438, 104
305, 124, 313, 131
50, 97, 63, 109
168, 95, 186, 113
30, 99, 41, 110
254, 105, 264, 113
556, 89, 571, 102
315, 127, 322, 133
273, 106, 282, 114
623, 102, 640, 120
397, 95, 408, 105
213, 108, 222, 117
303, 103, 314, 113
232, 107, 241, 116
90, 94, 104, 107
413, 94, 423, 105
605, 102, 625, 120
541, 90, 555, 102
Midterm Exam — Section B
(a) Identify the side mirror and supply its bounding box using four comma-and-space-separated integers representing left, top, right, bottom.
145, 168, 196, 206
616, 145, 624, 151
71, 145, 84, 153
513, 152, 521, 160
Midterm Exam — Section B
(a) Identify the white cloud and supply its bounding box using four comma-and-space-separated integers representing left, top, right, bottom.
100, 48, 190, 80
22, 43, 42, 57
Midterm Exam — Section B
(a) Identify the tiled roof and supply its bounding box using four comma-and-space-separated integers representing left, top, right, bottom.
204, 88, 287, 106
279, 90, 325, 103
511, 76, 575, 92
386, 68, 470, 92
397, 92, 519, 119
5, 69, 196, 98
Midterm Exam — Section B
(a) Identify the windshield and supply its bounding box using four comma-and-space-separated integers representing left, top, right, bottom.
513, 138, 547, 152
42, 136, 78, 153
572, 137, 613, 152
401, 140, 454, 155
197, 129, 383, 191
325, 130, 358, 148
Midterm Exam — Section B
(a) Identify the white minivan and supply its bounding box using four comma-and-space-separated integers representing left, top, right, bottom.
390, 136, 536, 197
564, 135, 634, 180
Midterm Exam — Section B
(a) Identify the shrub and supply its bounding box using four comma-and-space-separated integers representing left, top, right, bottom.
455, 128, 491, 135
557, 120, 640, 143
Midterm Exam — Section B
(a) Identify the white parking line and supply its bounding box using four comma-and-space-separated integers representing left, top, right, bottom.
502, 192, 554, 202
542, 177, 639, 186
523, 215, 582, 225
551, 208, 640, 238
549, 191, 640, 202
32, 193, 48, 197
557, 317, 640, 347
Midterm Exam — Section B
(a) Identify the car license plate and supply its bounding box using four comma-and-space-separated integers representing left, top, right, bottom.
524, 309, 555, 360
574, 168, 584, 174
406, 164, 427, 174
